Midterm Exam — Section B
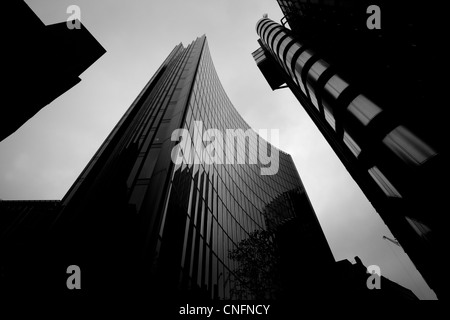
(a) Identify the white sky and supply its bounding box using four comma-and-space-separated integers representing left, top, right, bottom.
0, 0, 436, 299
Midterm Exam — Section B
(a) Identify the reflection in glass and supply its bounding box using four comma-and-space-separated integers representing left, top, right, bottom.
267, 26, 283, 48
272, 32, 285, 56
405, 216, 431, 241
277, 36, 294, 62
324, 108, 336, 130
263, 24, 278, 45
260, 22, 275, 42
343, 131, 361, 157
368, 166, 402, 198
128, 184, 148, 212
306, 59, 329, 109
324, 74, 349, 100
286, 42, 302, 67
347, 95, 382, 126
285, 42, 303, 86
293, 50, 313, 94
383, 126, 437, 166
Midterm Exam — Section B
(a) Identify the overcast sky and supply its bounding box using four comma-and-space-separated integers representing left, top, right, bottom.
0, 0, 436, 299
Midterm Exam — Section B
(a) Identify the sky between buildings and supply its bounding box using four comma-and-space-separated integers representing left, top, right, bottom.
0, 0, 436, 299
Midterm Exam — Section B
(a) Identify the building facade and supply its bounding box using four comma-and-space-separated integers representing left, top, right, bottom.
253, 4, 446, 299
0, 35, 337, 300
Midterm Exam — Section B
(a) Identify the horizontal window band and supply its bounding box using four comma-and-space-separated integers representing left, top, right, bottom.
300, 54, 321, 100
256, 18, 271, 36
270, 29, 285, 54
332, 86, 360, 140
382, 126, 437, 167
314, 66, 336, 116
274, 33, 289, 59
259, 19, 277, 34
260, 21, 279, 41
345, 97, 397, 144
267, 26, 284, 48
256, 19, 265, 35
263, 24, 280, 45
347, 95, 383, 126
281, 38, 298, 71
258, 21, 273, 41
290, 45, 309, 89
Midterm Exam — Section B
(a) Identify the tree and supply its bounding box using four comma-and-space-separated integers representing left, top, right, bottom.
228, 229, 282, 299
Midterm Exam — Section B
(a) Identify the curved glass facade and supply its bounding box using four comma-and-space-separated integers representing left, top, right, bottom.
166, 44, 289, 298
52, 35, 334, 300
157, 37, 334, 300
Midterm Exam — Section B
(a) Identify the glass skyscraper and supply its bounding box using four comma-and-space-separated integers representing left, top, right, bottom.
253, 3, 446, 299
1, 35, 336, 300
1, 31, 422, 304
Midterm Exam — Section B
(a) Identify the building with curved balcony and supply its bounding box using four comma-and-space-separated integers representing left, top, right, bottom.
253, 14, 446, 299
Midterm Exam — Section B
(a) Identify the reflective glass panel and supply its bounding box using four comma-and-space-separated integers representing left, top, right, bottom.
383, 126, 437, 166
347, 95, 382, 126
368, 166, 402, 198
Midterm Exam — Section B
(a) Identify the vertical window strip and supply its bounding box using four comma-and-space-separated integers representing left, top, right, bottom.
368, 166, 402, 198
343, 131, 361, 157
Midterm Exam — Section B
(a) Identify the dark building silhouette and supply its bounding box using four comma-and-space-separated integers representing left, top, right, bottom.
335, 256, 418, 301
1, 35, 338, 301
2, 0, 106, 142
253, 1, 446, 299
0, 200, 60, 291
257, 188, 419, 301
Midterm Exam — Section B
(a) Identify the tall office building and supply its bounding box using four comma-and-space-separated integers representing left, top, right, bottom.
2, 1, 106, 142
253, 1, 446, 298
1, 35, 337, 301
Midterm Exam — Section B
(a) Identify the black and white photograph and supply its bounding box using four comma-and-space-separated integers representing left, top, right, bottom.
1, 0, 444, 315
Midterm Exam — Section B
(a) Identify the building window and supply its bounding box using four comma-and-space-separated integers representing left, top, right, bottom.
272, 32, 286, 56
405, 216, 431, 241
321, 75, 349, 126
368, 166, 402, 198
286, 42, 302, 67
343, 131, 361, 157
267, 26, 284, 49
260, 22, 276, 41
382, 126, 437, 166
277, 36, 294, 61
285, 42, 303, 86
263, 24, 279, 45
306, 59, 330, 110
347, 95, 382, 126
128, 185, 148, 212
307, 59, 329, 83
256, 20, 265, 35
293, 49, 313, 95
323, 74, 349, 100
139, 147, 160, 179
324, 108, 336, 130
